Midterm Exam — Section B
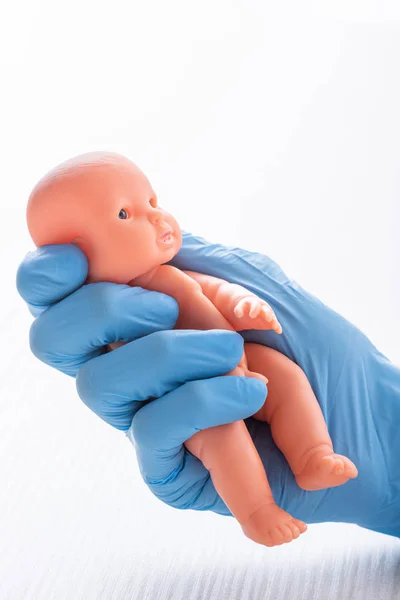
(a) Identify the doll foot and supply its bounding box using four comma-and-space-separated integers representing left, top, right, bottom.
241, 503, 307, 547
295, 447, 358, 491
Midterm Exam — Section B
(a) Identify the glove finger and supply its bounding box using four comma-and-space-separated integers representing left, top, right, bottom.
16, 245, 89, 316
29, 282, 179, 376
76, 330, 246, 430
128, 376, 266, 511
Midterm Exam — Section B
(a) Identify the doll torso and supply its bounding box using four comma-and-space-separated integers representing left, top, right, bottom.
132, 264, 236, 333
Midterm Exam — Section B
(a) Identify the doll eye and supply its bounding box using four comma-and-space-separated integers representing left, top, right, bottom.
149, 198, 157, 208
118, 208, 128, 219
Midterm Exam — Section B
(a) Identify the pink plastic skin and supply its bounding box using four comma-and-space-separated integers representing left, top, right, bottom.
27, 152, 358, 547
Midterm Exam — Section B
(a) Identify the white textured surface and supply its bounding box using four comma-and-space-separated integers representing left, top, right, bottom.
2, 1, 400, 598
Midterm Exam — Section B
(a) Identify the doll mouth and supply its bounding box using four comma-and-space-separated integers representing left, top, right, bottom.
158, 229, 173, 244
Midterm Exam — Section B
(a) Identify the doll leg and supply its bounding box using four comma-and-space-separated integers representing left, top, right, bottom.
186, 419, 307, 547
244, 343, 358, 491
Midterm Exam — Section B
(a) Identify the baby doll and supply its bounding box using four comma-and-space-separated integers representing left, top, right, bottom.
26, 152, 358, 547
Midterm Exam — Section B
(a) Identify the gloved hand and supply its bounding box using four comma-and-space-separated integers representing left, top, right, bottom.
16, 234, 400, 537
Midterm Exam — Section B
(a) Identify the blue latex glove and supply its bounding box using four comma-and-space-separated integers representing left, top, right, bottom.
16, 235, 400, 537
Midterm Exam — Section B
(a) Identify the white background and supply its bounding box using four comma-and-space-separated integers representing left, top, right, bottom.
1, 1, 400, 598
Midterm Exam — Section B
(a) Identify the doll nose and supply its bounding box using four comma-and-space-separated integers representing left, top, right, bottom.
149, 208, 162, 224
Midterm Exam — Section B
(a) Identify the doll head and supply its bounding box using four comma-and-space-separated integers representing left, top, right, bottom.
27, 152, 182, 283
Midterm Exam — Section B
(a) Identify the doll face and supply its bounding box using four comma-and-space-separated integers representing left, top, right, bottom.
77, 161, 182, 283
27, 153, 182, 284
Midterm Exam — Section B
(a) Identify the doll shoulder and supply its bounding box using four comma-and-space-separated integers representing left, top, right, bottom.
134, 264, 203, 298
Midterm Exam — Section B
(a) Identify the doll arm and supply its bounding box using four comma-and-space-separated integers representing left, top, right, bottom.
183, 271, 282, 333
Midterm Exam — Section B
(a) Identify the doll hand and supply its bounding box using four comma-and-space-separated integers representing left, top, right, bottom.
233, 297, 282, 334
